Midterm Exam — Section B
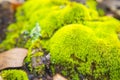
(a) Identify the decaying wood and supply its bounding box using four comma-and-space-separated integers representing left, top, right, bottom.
0, 48, 27, 70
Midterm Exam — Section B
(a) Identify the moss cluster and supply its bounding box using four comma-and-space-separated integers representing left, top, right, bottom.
49, 24, 120, 79
0, 0, 120, 79
0, 0, 70, 50
0, 70, 28, 80
0, 0, 99, 50
39, 2, 92, 38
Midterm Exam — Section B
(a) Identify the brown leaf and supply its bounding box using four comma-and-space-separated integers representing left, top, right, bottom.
0, 48, 28, 70
53, 74, 67, 80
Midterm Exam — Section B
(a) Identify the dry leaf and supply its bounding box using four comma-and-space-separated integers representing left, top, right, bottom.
53, 74, 67, 80
0, 48, 27, 70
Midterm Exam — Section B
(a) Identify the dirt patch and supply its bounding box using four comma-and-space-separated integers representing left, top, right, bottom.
0, 2, 15, 43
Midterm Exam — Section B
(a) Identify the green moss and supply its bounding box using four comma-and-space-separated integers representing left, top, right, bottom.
0, 0, 100, 51
97, 8, 105, 16
50, 24, 94, 64
0, 0, 120, 79
16, 1, 97, 39
86, 0, 97, 10
86, 0, 105, 16
40, 2, 91, 38
1, 70, 28, 80
49, 24, 120, 79
16, 0, 69, 22
0, 23, 23, 50
88, 9, 99, 19
85, 16, 120, 42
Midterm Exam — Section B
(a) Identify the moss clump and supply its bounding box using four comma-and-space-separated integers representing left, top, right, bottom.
86, 0, 97, 10
84, 17, 120, 47
0, 0, 99, 51
39, 2, 92, 38
0, 0, 70, 51
16, 0, 69, 22
0, 1, 88, 51
0, 70, 28, 80
49, 24, 120, 79
50, 24, 94, 64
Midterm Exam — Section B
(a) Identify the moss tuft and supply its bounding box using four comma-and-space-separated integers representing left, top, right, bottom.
1, 70, 28, 80
40, 2, 91, 38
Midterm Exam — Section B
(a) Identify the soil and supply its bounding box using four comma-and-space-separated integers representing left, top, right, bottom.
0, 2, 15, 43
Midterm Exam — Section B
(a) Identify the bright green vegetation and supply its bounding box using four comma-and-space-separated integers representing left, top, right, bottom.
49, 24, 120, 79
0, 0, 99, 50
0, 0, 120, 80
0, 70, 28, 80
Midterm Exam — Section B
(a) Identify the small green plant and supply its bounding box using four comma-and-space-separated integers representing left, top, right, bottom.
25, 39, 45, 75
1, 70, 28, 80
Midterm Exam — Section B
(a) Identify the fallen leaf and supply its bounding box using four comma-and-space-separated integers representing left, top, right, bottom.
53, 74, 67, 80
0, 48, 28, 70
